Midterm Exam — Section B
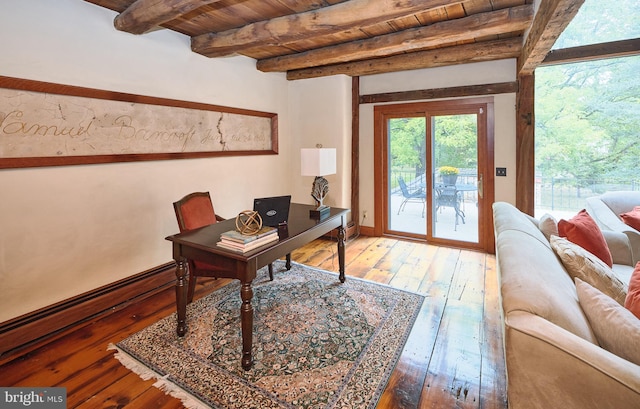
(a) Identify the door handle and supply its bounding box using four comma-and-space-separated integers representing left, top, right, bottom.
478, 173, 483, 199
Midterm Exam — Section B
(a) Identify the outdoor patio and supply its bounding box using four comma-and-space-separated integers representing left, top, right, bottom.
389, 190, 479, 243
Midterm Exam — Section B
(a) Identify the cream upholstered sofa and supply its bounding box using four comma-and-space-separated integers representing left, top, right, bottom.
586, 191, 640, 265
493, 202, 640, 409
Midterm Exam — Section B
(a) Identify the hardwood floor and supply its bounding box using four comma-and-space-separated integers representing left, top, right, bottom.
0, 236, 507, 409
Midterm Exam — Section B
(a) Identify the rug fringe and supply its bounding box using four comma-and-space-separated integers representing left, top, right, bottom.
108, 344, 159, 381
108, 344, 210, 409
153, 374, 209, 409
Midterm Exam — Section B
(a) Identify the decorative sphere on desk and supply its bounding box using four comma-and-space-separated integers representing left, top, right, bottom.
235, 210, 263, 235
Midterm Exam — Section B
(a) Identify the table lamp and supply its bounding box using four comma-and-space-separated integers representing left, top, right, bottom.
301, 147, 336, 219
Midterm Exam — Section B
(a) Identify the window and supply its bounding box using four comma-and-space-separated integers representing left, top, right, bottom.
534, 0, 640, 218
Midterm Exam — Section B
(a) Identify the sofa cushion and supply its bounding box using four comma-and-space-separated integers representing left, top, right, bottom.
558, 209, 613, 267
497, 229, 597, 344
576, 278, 640, 366
492, 202, 551, 249
625, 262, 640, 320
613, 263, 636, 285
620, 206, 640, 231
551, 236, 627, 306
539, 213, 558, 241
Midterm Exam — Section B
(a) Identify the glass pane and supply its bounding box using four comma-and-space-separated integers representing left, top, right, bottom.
431, 114, 479, 242
534, 56, 640, 220
388, 116, 426, 235
552, 0, 640, 49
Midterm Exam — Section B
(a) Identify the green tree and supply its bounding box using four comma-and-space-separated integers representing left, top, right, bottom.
553, 0, 640, 48
535, 0, 640, 191
389, 115, 478, 178
433, 114, 477, 170
389, 117, 426, 177
536, 56, 640, 187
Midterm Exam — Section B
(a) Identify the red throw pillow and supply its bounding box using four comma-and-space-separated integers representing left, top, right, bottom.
626, 262, 640, 320
558, 209, 613, 267
620, 206, 640, 231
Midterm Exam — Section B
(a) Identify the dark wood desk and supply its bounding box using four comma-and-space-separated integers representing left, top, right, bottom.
165, 203, 349, 370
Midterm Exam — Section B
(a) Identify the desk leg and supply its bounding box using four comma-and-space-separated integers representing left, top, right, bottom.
240, 281, 254, 370
175, 257, 188, 337
337, 225, 346, 283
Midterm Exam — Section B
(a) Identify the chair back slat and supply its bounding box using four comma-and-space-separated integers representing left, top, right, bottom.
173, 192, 217, 232
398, 176, 410, 196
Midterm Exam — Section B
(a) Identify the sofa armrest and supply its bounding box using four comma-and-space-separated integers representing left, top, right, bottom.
587, 197, 640, 264
586, 197, 625, 230
602, 230, 634, 266
504, 311, 640, 409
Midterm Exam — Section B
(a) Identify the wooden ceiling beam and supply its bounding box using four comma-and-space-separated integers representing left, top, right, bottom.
286, 37, 523, 80
360, 81, 519, 104
518, 0, 584, 75
257, 5, 533, 72
191, 0, 462, 58
541, 38, 640, 66
114, 0, 224, 35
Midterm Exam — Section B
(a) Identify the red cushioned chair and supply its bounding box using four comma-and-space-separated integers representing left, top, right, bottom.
173, 192, 225, 303
173, 192, 274, 303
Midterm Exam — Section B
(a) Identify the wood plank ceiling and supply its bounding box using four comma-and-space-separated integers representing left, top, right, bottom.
84, 0, 538, 80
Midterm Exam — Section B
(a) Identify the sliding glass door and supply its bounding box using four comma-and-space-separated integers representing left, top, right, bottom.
387, 115, 427, 235
431, 113, 479, 242
376, 98, 492, 250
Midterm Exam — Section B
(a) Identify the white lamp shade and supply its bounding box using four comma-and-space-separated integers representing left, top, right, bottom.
301, 148, 336, 176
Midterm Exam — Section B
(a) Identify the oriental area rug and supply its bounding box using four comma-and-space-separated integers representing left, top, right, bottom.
110, 261, 424, 409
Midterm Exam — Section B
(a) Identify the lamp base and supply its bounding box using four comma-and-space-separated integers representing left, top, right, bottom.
310, 205, 331, 220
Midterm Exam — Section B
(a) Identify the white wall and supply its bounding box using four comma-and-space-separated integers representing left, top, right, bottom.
358, 61, 518, 226
0, 0, 294, 321
288, 76, 352, 209
0, 1, 518, 322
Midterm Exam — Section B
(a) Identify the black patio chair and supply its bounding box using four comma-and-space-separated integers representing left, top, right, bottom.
434, 185, 466, 231
397, 176, 426, 217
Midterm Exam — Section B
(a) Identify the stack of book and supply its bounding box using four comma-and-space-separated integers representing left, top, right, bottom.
216, 226, 278, 253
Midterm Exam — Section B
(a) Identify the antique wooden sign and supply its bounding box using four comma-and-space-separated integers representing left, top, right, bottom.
0, 76, 278, 168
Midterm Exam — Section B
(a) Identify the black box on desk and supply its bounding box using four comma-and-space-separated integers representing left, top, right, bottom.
310, 206, 331, 220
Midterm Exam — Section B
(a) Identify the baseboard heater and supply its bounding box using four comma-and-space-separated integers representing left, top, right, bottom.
0, 262, 176, 359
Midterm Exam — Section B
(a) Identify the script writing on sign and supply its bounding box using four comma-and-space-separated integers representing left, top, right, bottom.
0, 77, 278, 168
